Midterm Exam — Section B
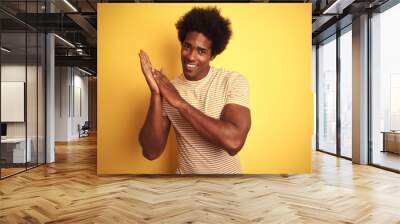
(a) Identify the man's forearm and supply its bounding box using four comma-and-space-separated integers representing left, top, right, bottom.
139, 94, 167, 159
176, 101, 245, 156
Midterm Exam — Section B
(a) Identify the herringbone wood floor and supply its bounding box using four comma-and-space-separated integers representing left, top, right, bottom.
1, 135, 400, 223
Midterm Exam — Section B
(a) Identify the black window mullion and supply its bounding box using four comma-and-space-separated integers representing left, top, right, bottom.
367, 11, 373, 165
316, 45, 319, 151
336, 30, 341, 157
36, 0, 39, 168
24, 0, 28, 171
43, 0, 48, 165
0, 24, 2, 179
44, 31, 47, 164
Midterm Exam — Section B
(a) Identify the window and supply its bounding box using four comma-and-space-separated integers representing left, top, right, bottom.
339, 28, 352, 158
371, 2, 400, 171
317, 36, 337, 154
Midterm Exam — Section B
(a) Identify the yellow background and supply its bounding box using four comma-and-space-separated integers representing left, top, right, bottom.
97, 3, 312, 174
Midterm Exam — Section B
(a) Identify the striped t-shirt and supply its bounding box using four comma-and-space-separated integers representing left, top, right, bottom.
162, 67, 250, 174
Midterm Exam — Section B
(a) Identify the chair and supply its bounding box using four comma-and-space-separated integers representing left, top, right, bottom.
79, 121, 90, 138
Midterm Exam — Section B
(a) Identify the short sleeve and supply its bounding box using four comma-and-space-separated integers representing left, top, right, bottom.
225, 74, 250, 109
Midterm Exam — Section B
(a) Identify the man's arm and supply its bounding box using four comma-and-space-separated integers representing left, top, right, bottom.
177, 102, 251, 156
138, 94, 171, 160
138, 50, 171, 160
153, 70, 251, 156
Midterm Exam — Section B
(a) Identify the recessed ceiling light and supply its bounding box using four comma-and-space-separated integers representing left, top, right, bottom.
78, 67, 93, 76
63, 0, 78, 12
54, 34, 75, 48
323, 0, 355, 15
1, 47, 11, 53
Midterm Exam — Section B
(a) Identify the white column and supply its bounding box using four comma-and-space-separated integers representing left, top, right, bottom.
45, 0, 55, 163
46, 33, 55, 163
352, 14, 369, 164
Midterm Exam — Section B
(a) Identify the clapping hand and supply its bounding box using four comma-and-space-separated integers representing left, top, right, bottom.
139, 50, 185, 108
153, 69, 184, 109
139, 50, 159, 95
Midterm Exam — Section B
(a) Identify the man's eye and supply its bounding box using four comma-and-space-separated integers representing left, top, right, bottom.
199, 50, 206, 55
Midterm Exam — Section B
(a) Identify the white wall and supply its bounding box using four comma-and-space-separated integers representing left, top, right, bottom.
73, 72, 89, 137
55, 67, 89, 141
55, 66, 70, 141
1, 65, 38, 137
1, 63, 46, 164
1, 65, 25, 134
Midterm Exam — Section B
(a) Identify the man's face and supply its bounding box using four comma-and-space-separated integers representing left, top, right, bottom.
181, 31, 213, 81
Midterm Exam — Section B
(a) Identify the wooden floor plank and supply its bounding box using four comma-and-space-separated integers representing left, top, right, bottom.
0, 134, 400, 223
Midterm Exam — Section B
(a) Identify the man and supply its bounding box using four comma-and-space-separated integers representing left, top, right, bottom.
138, 7, 251, 174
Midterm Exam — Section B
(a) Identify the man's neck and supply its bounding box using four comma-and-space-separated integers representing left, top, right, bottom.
184, 66, 211, 81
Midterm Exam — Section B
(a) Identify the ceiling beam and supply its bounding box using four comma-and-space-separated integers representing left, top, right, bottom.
322, 0, 356, 14
55, 55, 96, 69
67, 13, 97, 39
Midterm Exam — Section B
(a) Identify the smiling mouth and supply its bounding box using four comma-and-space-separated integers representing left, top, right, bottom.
184, 63, 197, 71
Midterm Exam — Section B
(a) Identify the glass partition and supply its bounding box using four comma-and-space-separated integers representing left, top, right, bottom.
371, 3, 400, 171
339, 27, 352, 158
317, 35, 337, 154
1, 30, 28, 177
0, 1, 46, 179
27, 30, 38, 169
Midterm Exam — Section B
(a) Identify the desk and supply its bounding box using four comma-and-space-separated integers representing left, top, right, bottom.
1, 138, 31, 163
381, 131, 400, 154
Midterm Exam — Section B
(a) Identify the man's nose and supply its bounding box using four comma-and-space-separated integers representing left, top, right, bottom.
187, 50, 196, 61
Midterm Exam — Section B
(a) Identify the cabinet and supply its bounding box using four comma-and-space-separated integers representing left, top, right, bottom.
0, 138, 32, 164
382, 131, 400, 154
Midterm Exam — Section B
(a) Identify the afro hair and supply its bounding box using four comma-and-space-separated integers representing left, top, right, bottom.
175, 7, 232, 57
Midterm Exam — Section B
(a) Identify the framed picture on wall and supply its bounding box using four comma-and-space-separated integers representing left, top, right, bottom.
1, 81, 25, 122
